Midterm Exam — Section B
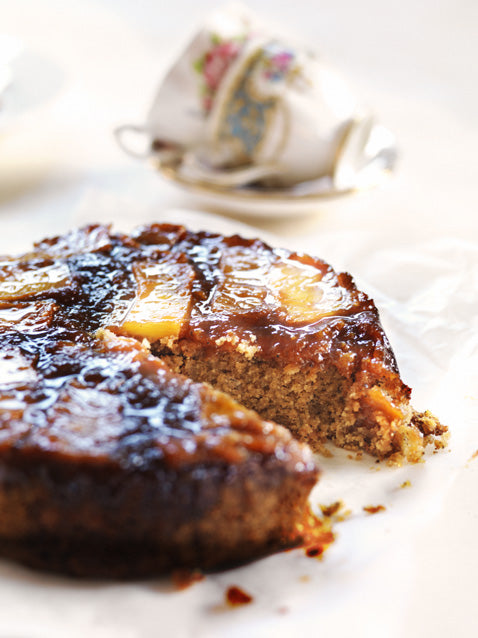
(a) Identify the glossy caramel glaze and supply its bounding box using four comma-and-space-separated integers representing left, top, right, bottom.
2, 224, 401, 381
0, 223, 410, 470
131, 226, 401, 379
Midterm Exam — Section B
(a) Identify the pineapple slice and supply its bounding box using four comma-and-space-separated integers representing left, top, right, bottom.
0, 260, 71, 301
0, 300, 58, 333
212, 246, 272, 314
268, 258, 350, 324
118, 259, 195, 341
212, 247, 350, 324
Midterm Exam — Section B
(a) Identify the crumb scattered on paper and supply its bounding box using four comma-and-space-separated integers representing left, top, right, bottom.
226, 586, 253, 606
363, 505, 386, 515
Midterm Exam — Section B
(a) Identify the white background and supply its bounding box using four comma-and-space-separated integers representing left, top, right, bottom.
0, 1, 477, 636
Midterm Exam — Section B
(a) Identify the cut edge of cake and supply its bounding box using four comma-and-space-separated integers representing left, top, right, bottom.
150, 335, 448, 465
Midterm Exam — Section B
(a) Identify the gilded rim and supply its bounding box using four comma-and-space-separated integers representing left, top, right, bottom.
151, 157, 360, 203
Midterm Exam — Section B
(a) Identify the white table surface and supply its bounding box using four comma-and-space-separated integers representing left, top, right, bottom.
0, 1, 477, 636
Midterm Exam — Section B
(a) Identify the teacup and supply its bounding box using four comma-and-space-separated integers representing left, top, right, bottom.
115, 4, 252, 160
115, 3, 395, 191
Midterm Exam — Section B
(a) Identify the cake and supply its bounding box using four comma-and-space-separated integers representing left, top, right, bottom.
0, 223, 447, 576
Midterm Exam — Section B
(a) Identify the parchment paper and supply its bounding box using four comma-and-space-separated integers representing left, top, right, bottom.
0, 198, 476, 638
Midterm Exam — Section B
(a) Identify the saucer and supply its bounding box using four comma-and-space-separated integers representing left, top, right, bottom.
151, 155, 393, 217
153, 156, 350, 217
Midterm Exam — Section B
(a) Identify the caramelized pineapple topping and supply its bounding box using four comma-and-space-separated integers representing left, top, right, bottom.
117, 258, 195, 340
0, 260, 71, 301
212, 246, 351, 324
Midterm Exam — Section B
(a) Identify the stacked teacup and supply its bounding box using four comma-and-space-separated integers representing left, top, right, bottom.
116, 3, 396, 194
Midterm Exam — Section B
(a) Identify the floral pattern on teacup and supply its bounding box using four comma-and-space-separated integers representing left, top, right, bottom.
214, 43, 302, 164
193, 34, 246, 112
260, 43, 296, 82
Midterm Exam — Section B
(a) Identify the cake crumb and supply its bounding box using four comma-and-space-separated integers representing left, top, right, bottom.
319, 501, 351, 523
400, 480, 411, 488
317, 443, 334, 458
160, 335, 178, 350
320, 501, 342, 518
226, 586, 253, 606
236, 340, 259, 359
215, 332, 259, 359
363, 505, 386, 514
295, 506, 335, 560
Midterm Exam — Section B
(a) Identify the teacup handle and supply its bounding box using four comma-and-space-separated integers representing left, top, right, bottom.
114, 125, 280, 187
180, 153, 279, 188
114, 124, 153, 160
114, 124, 186, 166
